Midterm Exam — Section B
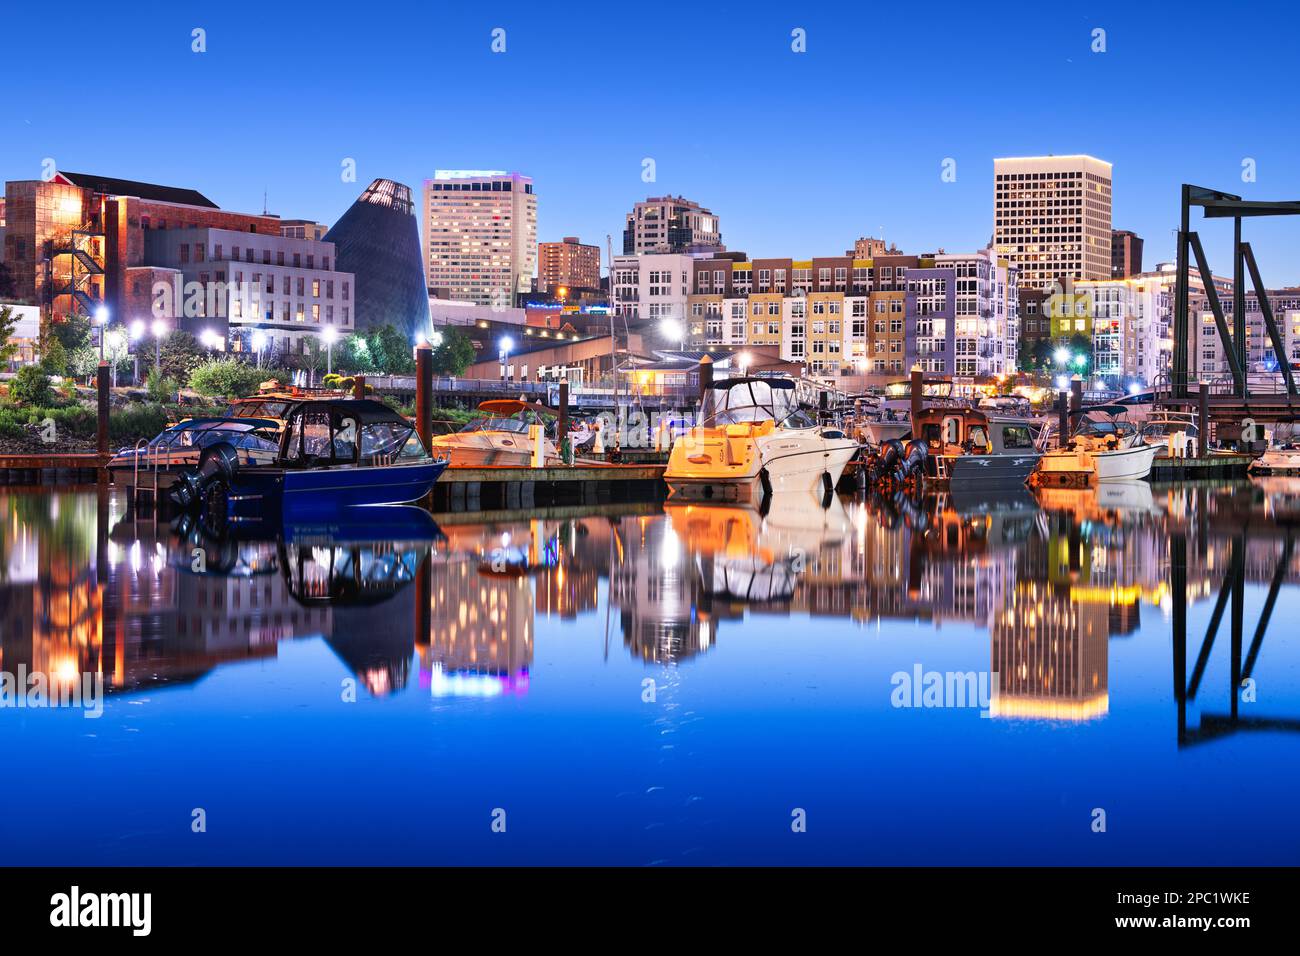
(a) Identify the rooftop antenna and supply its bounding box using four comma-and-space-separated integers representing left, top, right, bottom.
262, 188, 268, 216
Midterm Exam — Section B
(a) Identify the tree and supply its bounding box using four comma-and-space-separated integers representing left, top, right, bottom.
369, 323, 416, 374
38, 336, 68, 376
7, 365, 52, 406
431, 327, 476, 376
189, 358, 268, 398
145, 366, 178, 404
49, 313, 92, 352
158, 330, 205, 384
339, 333, 376, 373
0, 305, 20, 366
301, 337, 328, 384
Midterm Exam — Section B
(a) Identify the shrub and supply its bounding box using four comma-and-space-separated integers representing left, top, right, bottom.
8, 365, 52, 406
109, 403, 170, 444
188, 358, 267, 398
145, 366, 178, 404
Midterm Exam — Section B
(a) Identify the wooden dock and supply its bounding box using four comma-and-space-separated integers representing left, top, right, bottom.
0, 453, 105, 485
1150, 454, 1253, 481
432, 463, 666, 511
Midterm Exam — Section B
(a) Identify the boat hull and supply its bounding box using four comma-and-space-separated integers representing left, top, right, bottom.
946, 452, 1042, 489
1249, 451, 1300, 475
758, 433, 859, 494
1036, 443, 1157, 484
428, 432, 556, 468
227, 459, 449, 523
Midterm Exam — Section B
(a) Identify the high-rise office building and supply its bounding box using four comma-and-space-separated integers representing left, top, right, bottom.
538, 236, 600, 293
622, 196, 722, 255
1111, 229, 1143, 278
993, 155, 1112, 290
423, 170, 536, 307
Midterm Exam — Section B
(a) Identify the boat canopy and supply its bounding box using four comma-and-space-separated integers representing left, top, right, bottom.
280, 400, 431, 466
477, 399, 554, 417
704, 377, 814, 428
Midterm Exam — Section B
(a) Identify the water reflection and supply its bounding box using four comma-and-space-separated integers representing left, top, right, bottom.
1, 480, 1299, 731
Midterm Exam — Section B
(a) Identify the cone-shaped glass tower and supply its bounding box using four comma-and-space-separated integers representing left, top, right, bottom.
324, 179, 429, 340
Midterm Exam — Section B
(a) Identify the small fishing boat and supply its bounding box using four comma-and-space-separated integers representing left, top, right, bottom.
1036, 407, 1158, 485
664, 376, 859, 502
428, 399, 558, 466
908, 406, 1041, 489
171, 399, 448, 531
108, 417, 282, 492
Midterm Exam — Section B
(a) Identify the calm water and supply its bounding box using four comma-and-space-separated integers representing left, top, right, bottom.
1, 481, 1298, 865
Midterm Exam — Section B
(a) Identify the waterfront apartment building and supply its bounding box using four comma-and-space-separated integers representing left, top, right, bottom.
2, 171, 284, 332
622, 196, 722, 255
538, 236, 600, 293
658, 247, 1018, 383
994, 155, 1113, 290
1111, 229, 1143, 279
1191, 287, 1300, 379
1073, 277, 1169, 388
141, 227, 355, 359
611, 252, 693, 329
423, 170, 537, 306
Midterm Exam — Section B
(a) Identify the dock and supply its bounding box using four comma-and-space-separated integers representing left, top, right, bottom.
0, 452, 105, 484
432, 464, 666, 511
1150, 454, 1252, 481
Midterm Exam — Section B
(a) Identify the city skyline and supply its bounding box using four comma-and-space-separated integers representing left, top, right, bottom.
4, 2, 1299, 285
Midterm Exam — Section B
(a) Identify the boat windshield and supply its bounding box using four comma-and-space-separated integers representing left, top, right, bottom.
706, 380, 816, 428
1076, 418, 1136, 439
1140, 418, 1198, 438
228, 399, 293, 420
458, 417, 535, 435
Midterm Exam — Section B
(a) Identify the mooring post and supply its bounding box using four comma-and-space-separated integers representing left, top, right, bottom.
910, 368, 923, 426
353, 374, 366, 400
1070, 374, 1082, 415
697, 354, 714, 428
96, 362, 110, 461
1057, 391, 1069, 448
415, 344, 432, 453
558, 381, 570, 463
1198, 381, 1210, 457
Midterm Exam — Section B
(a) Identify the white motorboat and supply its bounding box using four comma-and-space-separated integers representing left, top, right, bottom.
1138, 411, 1200, 459
428, 399, 558, 467
1249, 444, 1300, 475
1036, 407, 1158, 485
665, 377, 860, 501
108, 417, 282, 491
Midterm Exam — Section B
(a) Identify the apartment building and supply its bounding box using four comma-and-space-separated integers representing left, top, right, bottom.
1192, 287, 1300, 378
1074, 277, 1169, 388
423, 170, 537, 306
994, 155, 1113, 290
142, 227, 354, 358
611, 252, 693, 328
622, 196, 722, 255
538, 236, 600, 293
675, 247, 1016, 383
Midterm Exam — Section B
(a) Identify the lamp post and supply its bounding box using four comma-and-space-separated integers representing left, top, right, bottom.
252, 329, 267, 369
499, 335, 514, 383
129, 319, 145, 385
322, 325, 338, 376
150, 318, 167, 372
93, 305, 110, 363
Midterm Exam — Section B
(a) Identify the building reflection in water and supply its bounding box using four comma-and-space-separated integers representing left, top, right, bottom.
3, 481, 1300, 723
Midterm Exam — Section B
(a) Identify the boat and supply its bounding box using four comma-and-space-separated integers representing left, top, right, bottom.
170, 399, 448, 531
108, 416, 282, 492
427, 399, 559, 466
1137, 411, 1199, 459
1249, 443, 1300, 475
907, 406, 1042, 489
664, 377, 860, 502
1035, 406, 1158, 485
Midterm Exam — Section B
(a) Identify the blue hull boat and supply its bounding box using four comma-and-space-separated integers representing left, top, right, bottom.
228, 458, 448, 522
170, 398, 450, 533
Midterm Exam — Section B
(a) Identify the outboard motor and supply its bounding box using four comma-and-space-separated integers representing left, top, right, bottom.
873, 439, 904, 484
170, 442, 240, 510
894, 439, 928, 483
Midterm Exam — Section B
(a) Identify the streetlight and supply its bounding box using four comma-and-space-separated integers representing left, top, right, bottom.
1053, 347, 1071, 366
251, 330, 267, 369
738, 351, 752, 376
322, 325, 338, 375
129, 320, 145, 384
94, 305, 109, 361
660, 317, 684, 351
150, 318, 167, 371
499, 336, 514, 382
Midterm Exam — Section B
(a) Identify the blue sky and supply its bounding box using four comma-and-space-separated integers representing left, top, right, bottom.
5, 1, 1298, 282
